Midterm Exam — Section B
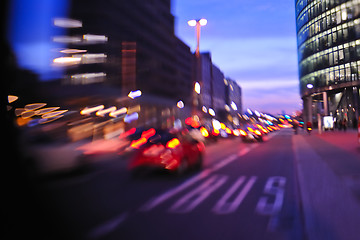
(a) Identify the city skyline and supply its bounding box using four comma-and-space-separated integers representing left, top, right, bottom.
172, 0, 301, 114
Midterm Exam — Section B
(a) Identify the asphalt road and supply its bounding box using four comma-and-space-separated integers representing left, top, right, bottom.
26, 129, 304, 240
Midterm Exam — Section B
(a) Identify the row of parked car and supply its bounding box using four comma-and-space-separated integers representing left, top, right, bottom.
126, 120, 281, 176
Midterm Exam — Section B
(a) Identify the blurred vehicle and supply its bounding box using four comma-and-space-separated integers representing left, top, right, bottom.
128, 128, 205, 176
239, 124, 265, 143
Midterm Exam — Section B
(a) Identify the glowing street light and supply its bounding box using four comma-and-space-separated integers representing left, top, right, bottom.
177, 100, 184, 109
187, 18, 207, 57
128, 90, 142, 99
307, 83, 314, 89
194, 82, 201, 94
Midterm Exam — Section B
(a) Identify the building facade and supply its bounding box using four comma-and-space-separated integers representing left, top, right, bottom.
296, 0, 360, 127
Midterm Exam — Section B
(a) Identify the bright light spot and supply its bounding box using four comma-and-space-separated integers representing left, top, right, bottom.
199, 18, 207, 26
233, 129, 240, 136
8, 95, 18, 103
128, 90, 142, 99
188, 19, 197, 27
255, 110, 260, 117
231, 101, 237, 111
224, 104, 230, 112
247, 109, 253, 115
208, 108, 215, 116
177, 100, 184, 109
307, 83, 313, 89
342, 10, 347, 21
194, 82, 201, 94
212, 119, 221, 130
202, 106, 207, 113
220, 123, 226, 130
200, 127, 209, 137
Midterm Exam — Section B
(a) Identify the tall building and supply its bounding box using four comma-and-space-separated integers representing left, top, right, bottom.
296, 0, 360, 127
197, 52, 228, 121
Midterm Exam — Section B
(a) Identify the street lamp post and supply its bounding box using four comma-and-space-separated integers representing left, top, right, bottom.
188, 19, 207, 118
188, 18, 207, 57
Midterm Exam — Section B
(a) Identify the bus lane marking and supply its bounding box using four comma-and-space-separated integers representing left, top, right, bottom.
169, 174, 228, 213
212, 176, 257, 214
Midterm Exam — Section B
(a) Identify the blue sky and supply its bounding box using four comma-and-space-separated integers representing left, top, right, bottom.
172, 0, 301, 114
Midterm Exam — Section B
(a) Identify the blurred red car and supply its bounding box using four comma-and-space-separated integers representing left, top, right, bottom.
128, 128, 205, 175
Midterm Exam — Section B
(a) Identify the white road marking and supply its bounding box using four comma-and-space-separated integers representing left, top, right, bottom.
256, 176, 286, 215
139, 152, 240, 212
169, 174, 228, 213
139, 132, 281, 213
212, 176, 257, 214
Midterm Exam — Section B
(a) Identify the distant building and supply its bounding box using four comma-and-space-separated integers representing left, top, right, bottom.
197, 52, 235, 122
64, 0, 194, 127
225, 77, 242, 115
296, 0, 360, 127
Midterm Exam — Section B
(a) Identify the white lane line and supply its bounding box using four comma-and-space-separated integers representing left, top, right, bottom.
140, 138, 264, 212
169, 174, 228, 213
87, 212, 128, 239
212, 176, 257, 214
139, 169, 213, 211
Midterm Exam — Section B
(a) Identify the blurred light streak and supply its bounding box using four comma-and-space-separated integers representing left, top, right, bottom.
53, 18, 82, 28
96, 106, 117, 117
42, 110, 68, 118
39, 115, 64, 124
141, 128, 156, 139
35, 107, 60, 115
130, 137, 147, 149
60, 49, 87, 54
166, 138, 180, 149
53, 36, 82, 43
25, 103, 47, 111
109, 107, 127, 118
21, 110, 36, 119
53, 56, 81, 66
83, 34, 108, 43
80, 105, 105, 115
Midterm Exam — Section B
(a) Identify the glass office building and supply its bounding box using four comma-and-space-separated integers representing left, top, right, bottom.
296, 0, 360, 128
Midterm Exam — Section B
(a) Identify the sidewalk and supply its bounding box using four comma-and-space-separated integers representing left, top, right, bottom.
293, 130, 360, 240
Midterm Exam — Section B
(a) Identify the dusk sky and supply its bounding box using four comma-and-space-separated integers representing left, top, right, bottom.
172, 0, 301, 115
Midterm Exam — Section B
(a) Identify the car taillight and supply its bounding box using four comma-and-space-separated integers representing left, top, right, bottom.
212, 129, 220, 136
240, 129, 247, 136
130, 137, 147, 149
200, 127, 209, 137
166, 138, 180, 149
